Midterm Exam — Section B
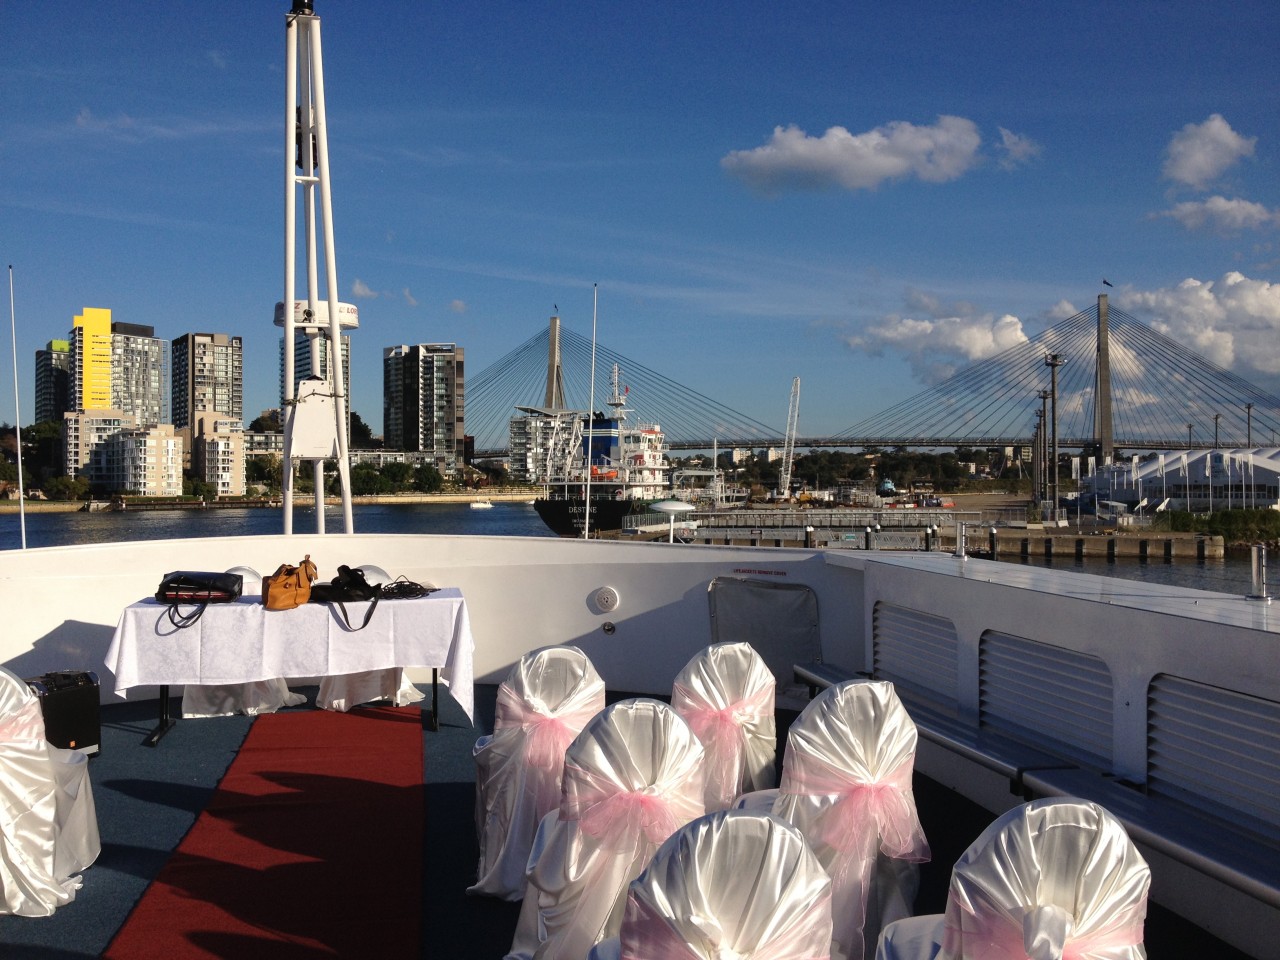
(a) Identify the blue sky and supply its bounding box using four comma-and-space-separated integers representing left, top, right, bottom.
2, 1, 1278, 439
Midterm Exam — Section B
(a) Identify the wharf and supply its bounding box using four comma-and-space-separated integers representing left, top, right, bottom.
688, 523, 1224, 559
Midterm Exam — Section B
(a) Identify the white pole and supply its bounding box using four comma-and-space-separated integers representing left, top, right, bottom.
282, 8, 299, 535
584, 284, 598, 539
308, 14, 354, 535
7, 266, 26, 549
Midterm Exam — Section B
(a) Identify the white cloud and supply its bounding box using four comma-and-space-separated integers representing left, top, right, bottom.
1160, 196, 1278, 232
351, 278, 378, 299
1162, 114, 1256, 190
996, 127, 1042, 170
721, 115, 983, 193
1120, 272, 1280, 375
403, 288, 419, 307
845, 298, 1028, 383
1045, 299, 1079, 321
448, 299, 467, 314
206, 50, 227, 70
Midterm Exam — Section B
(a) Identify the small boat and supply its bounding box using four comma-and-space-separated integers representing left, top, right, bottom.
469, 500, 494, 510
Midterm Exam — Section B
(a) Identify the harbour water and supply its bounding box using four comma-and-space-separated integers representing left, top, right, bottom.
0, 504, 1265, 596
0, 502, 555, 551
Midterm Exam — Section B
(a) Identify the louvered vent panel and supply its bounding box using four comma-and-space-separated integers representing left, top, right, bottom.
872, 602, 958, 708
979, 632, 1113, 767
1149, 675, 1280, 835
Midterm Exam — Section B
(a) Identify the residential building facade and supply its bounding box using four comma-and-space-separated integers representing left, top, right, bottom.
110, 322, 168, 426
69, 308, 113, 412
34, 339, 72, 424
172, 333, 244, 429
383, 343, 464, 461
192, 413, 246, 497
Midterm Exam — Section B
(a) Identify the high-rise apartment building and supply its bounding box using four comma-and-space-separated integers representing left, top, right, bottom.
34, 339, 72, 424
172, 333, 244, 429
383, 343, 464, 459
110, 322, 168, 426
69, 308, 113, 412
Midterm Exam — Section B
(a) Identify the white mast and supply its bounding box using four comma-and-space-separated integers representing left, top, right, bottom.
281, 0, 354, 535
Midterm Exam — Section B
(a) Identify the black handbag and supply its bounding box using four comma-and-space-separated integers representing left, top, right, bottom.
156, 571, 243, 628
310, 565, 381, 630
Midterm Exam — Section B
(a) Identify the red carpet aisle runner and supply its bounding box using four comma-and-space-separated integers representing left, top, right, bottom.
105, 707, 424, 959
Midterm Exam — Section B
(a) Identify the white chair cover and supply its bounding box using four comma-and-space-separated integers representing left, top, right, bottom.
613, 808, 834, 960
469, 645, 607, 900
671, 641, 777, 811
772, 680, 929, 960
0, 666, 101, 916
877, 798, 1150, 960
181, 567, 307, 718
507, 698, 706, 960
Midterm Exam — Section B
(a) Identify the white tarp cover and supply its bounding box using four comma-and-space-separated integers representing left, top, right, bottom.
0, 667, 101, 916
876, 798, 1150, 960
608, 808, 834, 959
671, 641, 777, 811
773, 680, 929, 960
508, 699, 706, 960
708, 577, 819, 706
470, 645, 607, 899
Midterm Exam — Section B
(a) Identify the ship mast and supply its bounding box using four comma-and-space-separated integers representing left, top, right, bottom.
280, 0, 354, 534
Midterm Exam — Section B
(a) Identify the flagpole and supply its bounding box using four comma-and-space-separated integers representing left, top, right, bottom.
583, 283, 598, 540
7, 266, 26, 549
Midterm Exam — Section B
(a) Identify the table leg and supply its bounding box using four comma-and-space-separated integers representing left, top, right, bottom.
429, 668, 439, 731
144, 684, 177, 746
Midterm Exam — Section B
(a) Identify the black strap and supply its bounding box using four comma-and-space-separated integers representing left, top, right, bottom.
331, 595, 379, 631
165, 602, 208, 629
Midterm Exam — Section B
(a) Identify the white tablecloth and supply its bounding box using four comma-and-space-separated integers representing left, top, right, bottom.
104, 587, 474, 721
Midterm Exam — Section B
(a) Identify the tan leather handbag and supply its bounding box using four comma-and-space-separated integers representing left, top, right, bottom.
263, 555, 318, 610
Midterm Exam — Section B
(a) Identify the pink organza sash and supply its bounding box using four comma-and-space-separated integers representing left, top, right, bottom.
779, 752, 928, 861
672, 681, 773, 800
944, 897, 1147, 960
620, 884, 835, 960
494, 681, 600, 770
562, 762, 703, 851
0, 697, 46, 743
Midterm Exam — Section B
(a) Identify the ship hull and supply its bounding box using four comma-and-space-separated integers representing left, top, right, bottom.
533, 494, 650, 536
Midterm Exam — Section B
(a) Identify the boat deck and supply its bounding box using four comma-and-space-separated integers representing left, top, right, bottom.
0, 685, 1254, 958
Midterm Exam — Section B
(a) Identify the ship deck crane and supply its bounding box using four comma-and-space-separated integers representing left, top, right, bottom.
778, 377, 800, 499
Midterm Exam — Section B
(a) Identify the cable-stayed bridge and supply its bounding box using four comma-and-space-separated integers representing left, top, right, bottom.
466, 299, 1280, 457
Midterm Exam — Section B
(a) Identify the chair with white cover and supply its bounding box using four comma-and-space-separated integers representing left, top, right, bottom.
506, 698, 706, 960
469, 645, 606, 899
588, 808, 834, 960
181, 566, 307, 718
875, 798, 1150, 960
0, 666, 101, 916
671, 641, 776, 811
772, 679, 930, 960
315, 565, 428, 712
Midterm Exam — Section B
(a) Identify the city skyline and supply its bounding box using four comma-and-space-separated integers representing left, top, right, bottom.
3, 2, 1277, 437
